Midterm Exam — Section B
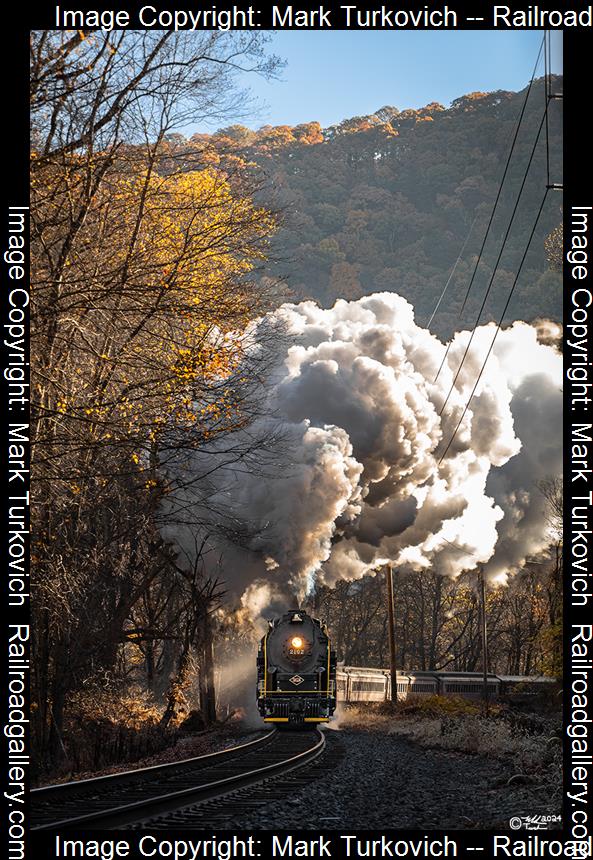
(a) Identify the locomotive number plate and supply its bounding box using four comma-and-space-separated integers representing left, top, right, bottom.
290, 675, 304, 685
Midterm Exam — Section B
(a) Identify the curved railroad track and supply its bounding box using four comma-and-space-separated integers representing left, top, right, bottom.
32, 728, 327, 830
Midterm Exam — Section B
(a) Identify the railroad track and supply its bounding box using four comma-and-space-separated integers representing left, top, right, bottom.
32, 728, 326, 830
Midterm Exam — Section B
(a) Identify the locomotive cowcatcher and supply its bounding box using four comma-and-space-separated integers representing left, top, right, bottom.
257, 609, 337, 725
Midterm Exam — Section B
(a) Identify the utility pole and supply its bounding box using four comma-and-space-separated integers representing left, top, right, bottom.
479, 567, 489, 711
386, 564, 397, 705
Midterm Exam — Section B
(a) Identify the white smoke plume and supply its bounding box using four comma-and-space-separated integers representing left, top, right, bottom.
162, 292, 562, 618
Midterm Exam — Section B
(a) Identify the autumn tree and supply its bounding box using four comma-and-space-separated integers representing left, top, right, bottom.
31, 30, 282, 770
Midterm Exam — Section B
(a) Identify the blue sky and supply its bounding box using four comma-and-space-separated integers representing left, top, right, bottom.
197, 30, 563, 132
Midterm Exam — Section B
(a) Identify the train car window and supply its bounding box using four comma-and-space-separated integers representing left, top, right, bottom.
351, 680, 386, 692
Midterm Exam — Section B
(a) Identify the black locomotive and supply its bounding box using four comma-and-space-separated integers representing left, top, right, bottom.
257, 609, 337, 725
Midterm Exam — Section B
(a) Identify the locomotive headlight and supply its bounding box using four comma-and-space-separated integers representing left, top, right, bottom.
291, 636, 303, 649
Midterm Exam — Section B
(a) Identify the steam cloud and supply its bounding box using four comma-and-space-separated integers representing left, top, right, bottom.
162, 292, 562, 619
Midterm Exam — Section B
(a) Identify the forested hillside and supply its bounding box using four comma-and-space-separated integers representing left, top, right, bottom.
192, 77, 562, 338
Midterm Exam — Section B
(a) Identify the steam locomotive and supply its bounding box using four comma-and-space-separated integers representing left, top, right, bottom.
257, 609, 337, 725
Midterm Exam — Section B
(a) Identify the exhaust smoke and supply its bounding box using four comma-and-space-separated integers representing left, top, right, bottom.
163, 292, 562, 618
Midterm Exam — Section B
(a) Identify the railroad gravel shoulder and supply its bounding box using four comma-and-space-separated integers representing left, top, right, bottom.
224, 727, 561, 830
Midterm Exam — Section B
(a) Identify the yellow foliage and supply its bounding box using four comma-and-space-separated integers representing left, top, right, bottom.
32, 149, 276, 452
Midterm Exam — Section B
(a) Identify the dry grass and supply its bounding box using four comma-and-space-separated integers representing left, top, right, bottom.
336, 697, 562, 783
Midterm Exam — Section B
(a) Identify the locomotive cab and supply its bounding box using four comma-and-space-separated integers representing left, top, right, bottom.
257, 609, 337, 725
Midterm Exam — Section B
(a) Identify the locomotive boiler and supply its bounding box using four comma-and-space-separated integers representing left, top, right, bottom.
257, 609, 337, 725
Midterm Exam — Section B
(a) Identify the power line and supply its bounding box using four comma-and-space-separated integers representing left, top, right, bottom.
438, 109, 546, 417
544, 30, 550, 187
433, 36, 544, 385
457, 36, 544, 318
427, 215, 477, 329
438, 187, 549, 465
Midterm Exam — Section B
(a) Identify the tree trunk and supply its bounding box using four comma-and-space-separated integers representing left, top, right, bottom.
200, 611, 217, 725
159, 648, 191, 730
48, 671, 68, 767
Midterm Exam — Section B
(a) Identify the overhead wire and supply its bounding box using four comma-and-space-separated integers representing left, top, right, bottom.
439, 34, 558, 484
427, 215, 477, 329
432, 35, 544, 384
457, 36, 544, 317
544, 30, 551, 187
438, 187, 550, 465
438, 109, 547, 417
437, 30, 558, 461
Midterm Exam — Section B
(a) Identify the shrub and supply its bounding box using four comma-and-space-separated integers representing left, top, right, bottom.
396, 694, 483, 718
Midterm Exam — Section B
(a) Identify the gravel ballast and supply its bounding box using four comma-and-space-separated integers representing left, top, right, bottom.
224, 727, 561, 831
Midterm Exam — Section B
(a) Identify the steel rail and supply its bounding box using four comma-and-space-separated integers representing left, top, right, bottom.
32, 729, 275, 797
32, 728, 325, 830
